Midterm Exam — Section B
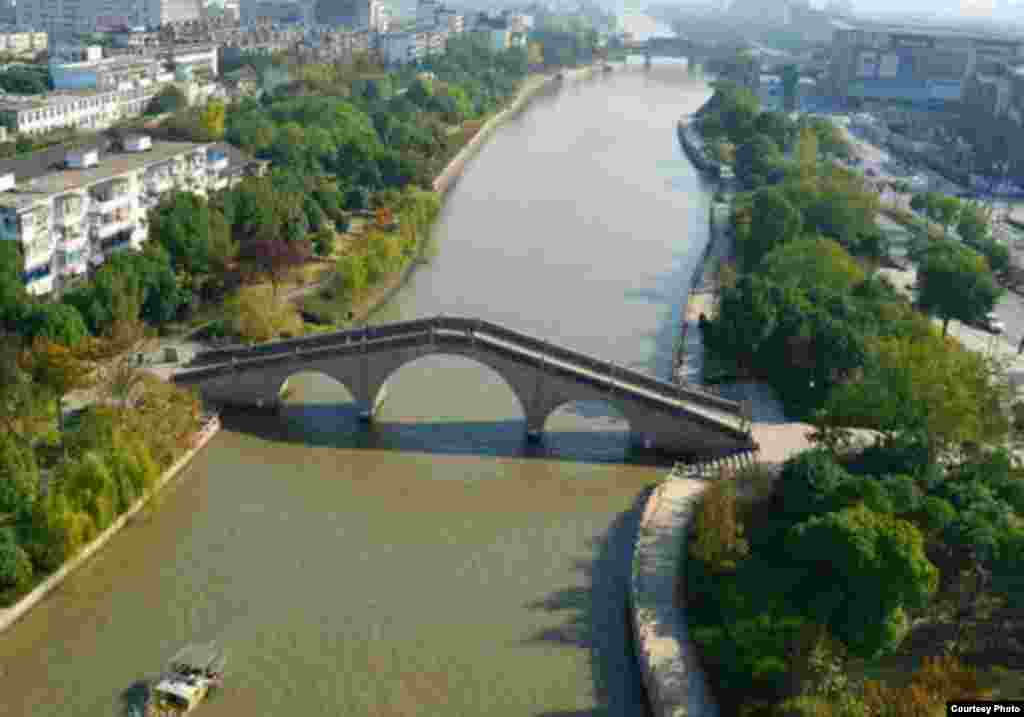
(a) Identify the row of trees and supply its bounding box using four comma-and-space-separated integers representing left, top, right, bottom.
0, 324, 202, 602
689, 85, 1021, 714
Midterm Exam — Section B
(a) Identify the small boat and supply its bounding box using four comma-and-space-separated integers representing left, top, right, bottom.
147, 643, 227, 716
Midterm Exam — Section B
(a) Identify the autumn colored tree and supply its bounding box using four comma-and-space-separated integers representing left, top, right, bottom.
861, 655, 991, 717
690, 476, 750, 573
238, 238, 312, 296
20, 337, 95, 435
227, 285, 303, 343
199, 99, 226, 140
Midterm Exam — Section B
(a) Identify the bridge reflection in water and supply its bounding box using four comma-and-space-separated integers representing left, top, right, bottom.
173, 316, 756, 459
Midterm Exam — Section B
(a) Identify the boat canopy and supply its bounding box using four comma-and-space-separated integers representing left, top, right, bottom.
169, 643, 226, 674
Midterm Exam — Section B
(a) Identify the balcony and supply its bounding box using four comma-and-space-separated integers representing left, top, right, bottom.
91, 192, 132, 213
99, 230, 134, 253
144, 176, 173, 195
92, 218, 136, 240
58, 228, 89, 252
58, 248, 89, 276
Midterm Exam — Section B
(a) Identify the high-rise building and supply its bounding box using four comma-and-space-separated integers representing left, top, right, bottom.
17, 0, 201, 36
314, 0, 377, 29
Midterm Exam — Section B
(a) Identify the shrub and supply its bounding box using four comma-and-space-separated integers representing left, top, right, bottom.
690, 478, 750, 572
0, 527, 32, 592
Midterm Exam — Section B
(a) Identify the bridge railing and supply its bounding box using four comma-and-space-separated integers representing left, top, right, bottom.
462, 318, 742, 413
187, 317, 438, 367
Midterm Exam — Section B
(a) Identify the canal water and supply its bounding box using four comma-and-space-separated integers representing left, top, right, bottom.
0, 23, 716, 717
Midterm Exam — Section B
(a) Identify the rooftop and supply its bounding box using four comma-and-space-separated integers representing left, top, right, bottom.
0, 85, 157, 112
51, 54, 161, 71
0, 139, 208, 211
837, 19, 1024, 44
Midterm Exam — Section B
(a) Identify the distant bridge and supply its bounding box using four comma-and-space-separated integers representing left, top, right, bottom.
624, 36, 746, 66
172, 316, 757, 459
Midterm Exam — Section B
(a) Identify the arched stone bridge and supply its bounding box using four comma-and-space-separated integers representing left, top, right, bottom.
171, 316, 757, 459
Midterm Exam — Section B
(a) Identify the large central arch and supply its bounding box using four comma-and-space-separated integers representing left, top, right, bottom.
369, 352, 529, 424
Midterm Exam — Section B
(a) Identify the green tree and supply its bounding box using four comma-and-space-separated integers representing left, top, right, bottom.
0, 527, 32, 592
743, 187, 803, 267
754, 111, 796, 152
18, 303, 89, 346
761, 238, 865, 294
957, 201, 991, 245
0, 433, 39, 521
824, 334, 1009, 455
787, 504, 938, 658
917, 242, 1002, 335
149, 191, 218, 277
146, 85, 187, 115
734, 134, 782, 189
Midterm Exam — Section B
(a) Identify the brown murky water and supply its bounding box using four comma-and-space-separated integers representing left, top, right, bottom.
0, 22, 715, 717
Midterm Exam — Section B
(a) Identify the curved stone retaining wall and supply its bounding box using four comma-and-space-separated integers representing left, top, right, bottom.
631, 477, 719, 717
0, 415, 222, 635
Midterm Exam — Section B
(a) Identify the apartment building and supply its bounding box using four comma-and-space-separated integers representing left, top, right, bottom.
0, 30, 48, 58
380, 25, 448, 65
380, 29, 426, 65
0, 137, 260, 296
50, 52, 169, 91
0, 83, 164, 136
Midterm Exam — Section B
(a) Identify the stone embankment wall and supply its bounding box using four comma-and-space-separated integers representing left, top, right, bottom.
0, 415, 222, 635
631, 478, 719, 717
433, 66, 596, 195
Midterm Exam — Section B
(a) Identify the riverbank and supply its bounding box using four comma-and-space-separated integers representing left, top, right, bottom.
631, 478, 719, 717
0, 414, 221, 636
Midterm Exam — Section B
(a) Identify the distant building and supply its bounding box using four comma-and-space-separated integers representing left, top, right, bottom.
17, 0, 201, 36
314, 0, 380, 29
50, 51, 167, 91
0, 30, 48, 58
0, 137, 260, 296
830, 21, 1024, 105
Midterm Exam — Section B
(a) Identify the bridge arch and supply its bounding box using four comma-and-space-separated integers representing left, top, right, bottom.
278, 370, 359, 406
367, 350, 532, 424
541, 399, 631, 433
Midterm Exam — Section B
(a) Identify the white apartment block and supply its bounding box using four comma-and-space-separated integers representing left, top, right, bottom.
0, 31, 48, 57
0, 82, 168, 136
0, 138, 259, 295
